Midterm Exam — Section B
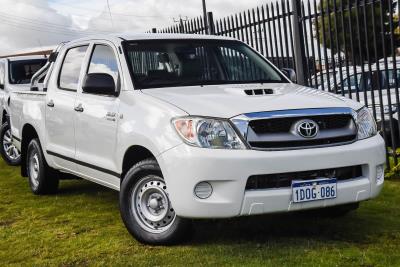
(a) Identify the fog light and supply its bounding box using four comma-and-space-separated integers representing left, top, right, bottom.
194, 182, 213, 199
376, 165, 384, 185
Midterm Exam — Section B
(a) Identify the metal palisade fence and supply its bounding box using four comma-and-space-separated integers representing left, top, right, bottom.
149, 0, 400, 168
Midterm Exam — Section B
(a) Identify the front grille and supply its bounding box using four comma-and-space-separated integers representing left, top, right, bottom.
246, 165, 363, 190
249, 115, 351, 134
248, 135, 355, 149
244, 113, 357, 150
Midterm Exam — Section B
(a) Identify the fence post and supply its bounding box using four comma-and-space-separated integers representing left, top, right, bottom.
207, 12, 215, 35
291, 0, 307, 85
151, 28, 157, 33
202, 0, 209, 34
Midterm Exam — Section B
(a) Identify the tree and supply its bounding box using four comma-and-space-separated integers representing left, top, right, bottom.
316, 0, 400, 65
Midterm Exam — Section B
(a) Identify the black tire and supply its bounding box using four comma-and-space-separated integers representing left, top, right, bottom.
309, 203, 359, 218
119, 158, 192, 245
26, 138, 59, 195
0, 122, 21, 166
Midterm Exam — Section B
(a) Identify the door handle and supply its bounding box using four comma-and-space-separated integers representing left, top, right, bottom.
47, 100, 54, 107
74, 104, 84, 112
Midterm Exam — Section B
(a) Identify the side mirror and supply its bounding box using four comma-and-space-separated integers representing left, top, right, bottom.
281, 68, 297, 83
82, 73, 117, 96
0, 84, 4, 90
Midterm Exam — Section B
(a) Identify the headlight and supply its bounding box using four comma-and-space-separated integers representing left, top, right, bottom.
172, 117, 247, 149
355, 107, 377, 140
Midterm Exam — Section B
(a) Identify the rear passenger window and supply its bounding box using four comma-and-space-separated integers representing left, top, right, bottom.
59, 46, 89, 91
88, 45, 119, 86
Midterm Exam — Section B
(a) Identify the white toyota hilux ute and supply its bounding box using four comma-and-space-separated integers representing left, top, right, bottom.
0, 56, 47, 165
9, 34, 386, 245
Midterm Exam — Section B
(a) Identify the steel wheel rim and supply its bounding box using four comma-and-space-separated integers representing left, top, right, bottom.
29, 152, 40, 189
2, 129, 20, 161
131, 175, 176, 234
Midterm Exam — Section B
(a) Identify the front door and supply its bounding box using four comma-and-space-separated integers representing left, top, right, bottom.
74, 43, 121, 188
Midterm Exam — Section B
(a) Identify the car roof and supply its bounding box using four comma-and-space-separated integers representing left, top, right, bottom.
119, 33, 236, 41
67, 33, 237, 45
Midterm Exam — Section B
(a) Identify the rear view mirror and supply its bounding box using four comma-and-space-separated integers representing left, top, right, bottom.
82, 73, 117, 96
281, 68, 297, 83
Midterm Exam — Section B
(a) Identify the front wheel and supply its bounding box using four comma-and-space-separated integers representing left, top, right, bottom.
0, 122, 21, 165
119, 159, 192, 245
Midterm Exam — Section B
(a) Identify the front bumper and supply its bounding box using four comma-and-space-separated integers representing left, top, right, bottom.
157, 134, 386, 219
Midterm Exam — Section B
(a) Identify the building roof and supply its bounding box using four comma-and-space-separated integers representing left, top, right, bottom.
0, 45, 56, 59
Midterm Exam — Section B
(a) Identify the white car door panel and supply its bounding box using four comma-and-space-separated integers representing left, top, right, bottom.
74, 43, 121, 187
45, 45, 89, 172
45, 90, 78, 171
75, 95, 120, 185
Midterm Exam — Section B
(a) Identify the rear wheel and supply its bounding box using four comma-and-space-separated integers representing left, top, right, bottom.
26, 138, 59, 194
120, 159, 192, 245
0, 122, 21, 166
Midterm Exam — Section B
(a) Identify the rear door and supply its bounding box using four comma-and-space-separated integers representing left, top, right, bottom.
45, 45, 90, 172
74, 42, 121, 188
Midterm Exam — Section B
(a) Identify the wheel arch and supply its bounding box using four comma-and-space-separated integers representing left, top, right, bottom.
20, 124, 39, 177
1, 109, 7, 125
121, 145, 157, 181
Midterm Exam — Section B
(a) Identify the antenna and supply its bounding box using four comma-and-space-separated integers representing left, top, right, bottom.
106, 0, 114, 30
37, 39, 43, 49
37, 39, 47, 58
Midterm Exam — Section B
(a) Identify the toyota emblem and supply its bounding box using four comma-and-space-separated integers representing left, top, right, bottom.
296, 119, 319, 138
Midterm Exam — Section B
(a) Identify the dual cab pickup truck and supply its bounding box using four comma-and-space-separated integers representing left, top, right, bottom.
0, 56, 47, 165
10, 34, 385, 245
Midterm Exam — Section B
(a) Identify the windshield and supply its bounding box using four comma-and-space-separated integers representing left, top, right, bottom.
9, 59, 47, 84
123, 39, 287, 89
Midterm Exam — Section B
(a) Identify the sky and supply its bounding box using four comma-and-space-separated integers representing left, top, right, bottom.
0, 0, 268, 56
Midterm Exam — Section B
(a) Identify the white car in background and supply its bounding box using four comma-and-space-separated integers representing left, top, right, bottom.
0, 56, 47, 165
322, 62, 400, 146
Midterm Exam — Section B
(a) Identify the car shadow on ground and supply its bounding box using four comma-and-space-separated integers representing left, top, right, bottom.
57, 180, 110, 195
55, 179, 381, 246
56, 179, 119, 202
190, 209, 378, 246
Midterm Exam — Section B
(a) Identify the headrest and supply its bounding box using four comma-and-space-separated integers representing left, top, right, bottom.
158, 53, 170, 63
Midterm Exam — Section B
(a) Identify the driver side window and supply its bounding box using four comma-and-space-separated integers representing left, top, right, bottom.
87, 44, 119, 89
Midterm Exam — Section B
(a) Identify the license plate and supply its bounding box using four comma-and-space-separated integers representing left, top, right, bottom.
292, 178, 337, 203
